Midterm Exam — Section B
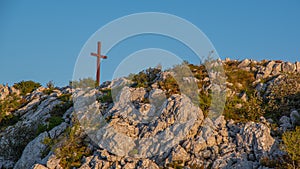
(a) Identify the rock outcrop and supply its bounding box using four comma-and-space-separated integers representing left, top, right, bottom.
0, 58, 299, 169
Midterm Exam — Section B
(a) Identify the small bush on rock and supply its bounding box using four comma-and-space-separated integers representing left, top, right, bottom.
282, 126, 300, 169
13, 80, 41, 96
55, 121, 92, 168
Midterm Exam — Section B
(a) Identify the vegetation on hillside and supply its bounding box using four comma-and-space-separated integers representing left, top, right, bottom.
70, 77, 97, 88
282, 126, 300, 169
13, 80, 41, 96
54, 120, 92, 168
0, 94, 24, 129
1, 60, 300, 168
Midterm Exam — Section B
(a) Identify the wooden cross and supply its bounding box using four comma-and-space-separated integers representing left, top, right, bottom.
90, 41, 108, 86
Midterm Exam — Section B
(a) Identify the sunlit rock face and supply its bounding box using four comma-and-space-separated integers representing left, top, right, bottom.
1, 58, 300, 169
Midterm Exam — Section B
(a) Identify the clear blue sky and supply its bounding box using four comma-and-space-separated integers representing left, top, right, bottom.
0, 1, 299, 86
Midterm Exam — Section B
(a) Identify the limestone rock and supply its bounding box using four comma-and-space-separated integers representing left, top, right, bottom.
48, 122, 67, 139
240, 122, 275, 159
272, 63, 282, 75
296, 61, 300, 72
290, 110, 300, 126
282, 62, 296, 73
238, 59, 251, 68
279, 116, 292, 132
263, 61, 275, 77
0, 85, 10, 100
0, 157, 14, 169
31, 164, 49, 169
14, 132, 49, 169
168, 145, 190, 162
45, 154, 62, 169
108, 77, 132, 89
136, 159, 159, 169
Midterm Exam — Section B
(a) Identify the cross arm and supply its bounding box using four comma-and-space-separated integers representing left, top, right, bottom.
91, 52, 99, 57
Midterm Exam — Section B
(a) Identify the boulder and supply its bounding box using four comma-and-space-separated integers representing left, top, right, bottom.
263, 61, 275, 77
279, 116, 292, 132
130, 87, 147, 102
0, 84, 10, 100
108, 77, 132, 89
48, 122, 67, 139
46, 154, 62, 169
14, 132, 49, 169
282, 62, 296, 73
168, 145, 190, 162
290, 110, 300, 126
296, 61, 300, 72
240, 122, 275, 159
31, 164, 49, 169
238, 59, 251, 68
136, 159, 159, 169
271, 63, 282, 75
0, 157, 14, 169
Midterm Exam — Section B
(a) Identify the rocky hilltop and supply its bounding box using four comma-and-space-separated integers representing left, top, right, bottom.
0, 59, 300, 169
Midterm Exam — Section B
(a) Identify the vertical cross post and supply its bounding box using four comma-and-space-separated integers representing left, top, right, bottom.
91, 41, 108, 86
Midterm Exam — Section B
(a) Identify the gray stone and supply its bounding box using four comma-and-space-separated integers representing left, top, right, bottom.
240, 122, 275, 159
211, 158, 227, 169
0, 157, 14, 169
229, 159, 256, 169
279, 116, 291, 125
168, 146, 190, 161
272, 63, 282, 75
239, 92, 248, 102
296, 61, 300, 72
130, 87, 147, 102
0, 85, 10, 100
31, 164, 49, 169
282, 62, 296, 73
48, 122, 67, 139
136, 159, 159, 169
202, 149, 211, 158
238, 59, 251, 68
108, 77, 132, 89
193, 136, 207, 153
263, 61, 275, 77
46, 154, 62, 169
14, 132, 49, 169
214, 115, 226, 129
290, 110, 300, 126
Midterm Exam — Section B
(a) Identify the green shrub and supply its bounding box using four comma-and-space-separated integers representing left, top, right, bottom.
70, 77, 97, 88
0, 94, 25, 130
37, 123, 48, 134
225, 67, 255, 93
282, 126, 300, 169
13, 80, 41, 96
130, 67, 161, 89
58, 93, 72, 102
98, 89, 113, 103
36, 116, 64, 135
41, 136, 55, 158
46, 80, 55, 89
158, 74, 180, 98
55, 122, 92, 169
265, 73, 300, 123
0, 114, 20, 131
49, 102, 73, 117
223, 93, 265, 122
48, 116, 64, 129
198, 91, 211, 117
36, 101, 71, 135
43, 88, 54, 95
259, 156, 280, 168
0, 123, 36, 161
